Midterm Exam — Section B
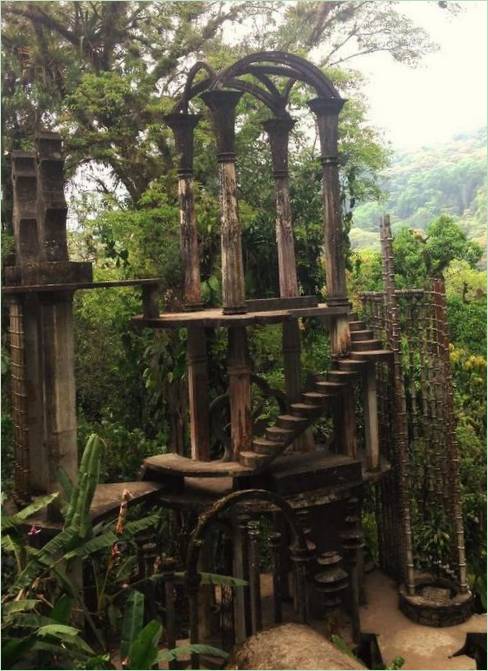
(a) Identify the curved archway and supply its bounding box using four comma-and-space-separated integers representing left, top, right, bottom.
185, 489, 311, 667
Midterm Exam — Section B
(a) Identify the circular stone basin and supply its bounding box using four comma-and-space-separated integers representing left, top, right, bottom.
399, 574, 473, 627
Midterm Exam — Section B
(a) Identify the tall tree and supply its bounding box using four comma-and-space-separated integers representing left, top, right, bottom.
2, 0, 450, 207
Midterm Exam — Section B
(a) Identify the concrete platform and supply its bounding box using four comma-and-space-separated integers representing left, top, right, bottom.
360, 570, 486, 670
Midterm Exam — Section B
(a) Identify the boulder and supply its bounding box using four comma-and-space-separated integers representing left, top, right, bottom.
227, 623, 366, 670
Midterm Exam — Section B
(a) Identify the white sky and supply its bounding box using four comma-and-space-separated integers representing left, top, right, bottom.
357, 1, 487, 149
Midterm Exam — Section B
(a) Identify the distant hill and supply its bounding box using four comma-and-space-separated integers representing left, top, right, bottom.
350, 128, 487, 250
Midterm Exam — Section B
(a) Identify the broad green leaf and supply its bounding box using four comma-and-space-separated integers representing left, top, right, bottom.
1, 636, 35, 668
3, 599, 39, 615
122, 514, 160, 537
8, 492, 59, 525
12, 527, 79, 593
50, 594, 74, 624
64, 530, 118, 560
128, 619, 162, 670
174, 571, 247, 587
10, 613, 58, 629
37, 623, 80, 638
56, 466, 74, 502
158, 644, 229, 663
82, 653, 116, 669
120, 590, 144, 659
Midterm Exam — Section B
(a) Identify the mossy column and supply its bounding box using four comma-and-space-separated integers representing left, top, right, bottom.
10, 152, 44, 496
263, 116, 313, 450
201, 90, 246, 315
165, 113, 210, 461
202, 90, 251, 460
36, 133, 79, 513
308, 97, 350, 355
263, 117, 301, 400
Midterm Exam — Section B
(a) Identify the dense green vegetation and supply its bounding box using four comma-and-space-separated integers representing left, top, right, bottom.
1, 2, 486, 668
350, 129, 487, 253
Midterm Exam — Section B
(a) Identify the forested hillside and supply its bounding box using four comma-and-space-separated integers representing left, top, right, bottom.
350, 128, 487, 251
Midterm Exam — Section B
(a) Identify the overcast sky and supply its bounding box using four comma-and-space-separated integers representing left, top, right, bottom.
357, 1, 487, 149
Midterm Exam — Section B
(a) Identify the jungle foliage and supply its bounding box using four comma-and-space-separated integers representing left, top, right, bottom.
350, 129, 487, 252
1, 2, 486, 666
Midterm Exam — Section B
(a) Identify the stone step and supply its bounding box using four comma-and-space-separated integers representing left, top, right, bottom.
239, 451, 270, 469
302, 391, 330, 406
351, 329, 373, 341
314, 380, 345, 394
348, 312, 359, 321
348, 320, 366, 331
266, 425, 295, 444
290, 402, 322, 418
351, 339, 382, 352
327, 370, 359, 382
336, 358, 368, 371
351, 350, 393, 361
277, 414, 309, 431
253, 438, 285, 456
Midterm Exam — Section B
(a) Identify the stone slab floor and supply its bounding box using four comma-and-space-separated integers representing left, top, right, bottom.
360, 570, 487, 670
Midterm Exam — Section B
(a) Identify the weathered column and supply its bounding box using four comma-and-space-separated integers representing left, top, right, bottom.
308, 97, 350, 355
263, 117, 314, 449
263, 116, 300, 394
340, 497, 364, 646
262, 117, 299, 298
342, 387, 357, 459
8, 297, 30, 502
10, 152, 46, 495
227, 327, 252, 461
164, 113, 202, 309
363, 362, 380, 470
165, 112, 210, 460
201, 90, 246, 314
380, 215, 415, 595
37, 132, 69, 262
36, 134, 78, 512
11, 150, 40, 263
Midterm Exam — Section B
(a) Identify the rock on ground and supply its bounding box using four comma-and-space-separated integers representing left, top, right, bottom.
227, 623, 366, 670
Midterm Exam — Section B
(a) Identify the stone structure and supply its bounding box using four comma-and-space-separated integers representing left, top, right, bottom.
4, 50, 472, 665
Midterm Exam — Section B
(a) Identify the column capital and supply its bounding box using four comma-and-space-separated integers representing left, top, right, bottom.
307, 96, 346, 117
308, 96, 346, 158
200, 89, 243, 160
164, 112, 201, 175
262, 116, 295, 177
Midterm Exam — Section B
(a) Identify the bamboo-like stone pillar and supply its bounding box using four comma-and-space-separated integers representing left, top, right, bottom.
164, 113, 210, 460
228, 327, 252, 460
262, 117, 299, 299
36, 134, 78, 502
432, 277, 468, 593
308, 97, 350, 355
262, 117, 300, 398
380, 215, 415, 595
202, 89, 252, 460
164, 113, 202, 309
363, 363, 380, 470
201, 90, 246, 315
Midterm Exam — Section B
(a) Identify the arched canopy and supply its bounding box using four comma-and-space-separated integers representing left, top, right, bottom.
185, 488, 309, 581
173, 50, 342, 117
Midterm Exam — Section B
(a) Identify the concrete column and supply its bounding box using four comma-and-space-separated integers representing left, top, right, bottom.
363, 362, 380, 470
228, 327, 252, 461
201, 90, 246, 314
187, 327, 210, 461
308, 97, 350, 355
165, 113, 210, 461
342, 387, 358, 459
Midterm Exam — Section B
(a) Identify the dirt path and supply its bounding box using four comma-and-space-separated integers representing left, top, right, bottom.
360, 571, 486, 670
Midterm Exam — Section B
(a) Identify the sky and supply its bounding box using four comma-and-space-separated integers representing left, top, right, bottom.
356, 1, 487, 149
